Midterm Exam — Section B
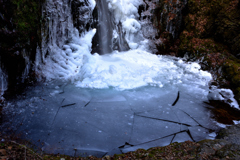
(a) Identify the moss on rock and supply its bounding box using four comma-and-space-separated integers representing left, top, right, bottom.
177, 0, 240, 104
11, 0, 42, 43
153, 0, 187, 55
0, 0, 43, 94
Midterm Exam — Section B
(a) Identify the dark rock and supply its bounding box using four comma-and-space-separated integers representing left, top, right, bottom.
206, 100, 240, 125
71, 0, 95, 34
198, 139, 226, 155
177, 0, 240, 104
217, 124, 240, 146
215, 144, 240, 159
192, 125, 240, 160
152, 0, 187, 55
0, 0, 42, 97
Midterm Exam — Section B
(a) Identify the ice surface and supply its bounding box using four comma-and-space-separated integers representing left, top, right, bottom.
73, 50, 212, 91
129, 115, 181, 145
172, 132, 193, 143
188, 126, 212, 142
1, 83, 222, 157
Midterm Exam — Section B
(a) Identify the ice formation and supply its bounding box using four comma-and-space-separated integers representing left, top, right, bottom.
32, 0, 240, 108
36, 0, 213, 94
0, 68, 7, 99
208, 87, 239, 109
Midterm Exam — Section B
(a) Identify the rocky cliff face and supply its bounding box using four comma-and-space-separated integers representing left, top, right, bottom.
137, 0, 187, 55
151, 0, 187, 55
0, 0, 94, 97
176, 0, 240, 102
147, 0, 240, 104
0, 0, 43, 97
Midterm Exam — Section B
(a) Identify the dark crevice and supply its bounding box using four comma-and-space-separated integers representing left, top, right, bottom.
84, 101, 91, 107
102, 152, 108, 157
48, 105, 62, 137
119, 148, 124, 154
119, 142, 134, 149
129, 130, 189, 147
61, 103, 76, 108
179, 109, 213, 131
74, 148, 77, 157
172, 91, 180, 106
135, 114, 191, 127
51, 106, 61, 128
61, 98, 65, 105
186, 129, 195, 142
170, 134, 176, 144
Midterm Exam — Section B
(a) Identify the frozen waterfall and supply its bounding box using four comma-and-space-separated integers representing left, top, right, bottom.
36, 0, 213, 93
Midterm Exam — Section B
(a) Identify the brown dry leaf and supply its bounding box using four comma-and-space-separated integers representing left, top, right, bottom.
0, 156, 8, 160
7, 146, 12, 150
0, 149, 6, 155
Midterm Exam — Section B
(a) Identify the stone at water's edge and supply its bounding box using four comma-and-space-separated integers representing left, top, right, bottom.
217, 124, 240, 145
193, 124, 240, 159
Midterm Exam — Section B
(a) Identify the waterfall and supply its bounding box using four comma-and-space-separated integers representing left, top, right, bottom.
91, 0, 132, 54
93, 0, 114, 54
35, 0, 214, 92
93, 0, 145, 51
0, 0, 188, 97
36, 0, 145, 80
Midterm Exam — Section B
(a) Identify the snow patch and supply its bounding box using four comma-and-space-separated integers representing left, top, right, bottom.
73, 49, 212, 90
208, 86, 239, 109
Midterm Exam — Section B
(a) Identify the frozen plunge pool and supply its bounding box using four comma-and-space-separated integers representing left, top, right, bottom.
1, 81, 220, 157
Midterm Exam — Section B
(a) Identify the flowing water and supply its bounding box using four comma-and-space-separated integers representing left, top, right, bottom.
1, 0, 239, 157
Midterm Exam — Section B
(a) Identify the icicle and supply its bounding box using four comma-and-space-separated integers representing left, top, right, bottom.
0, 68, 8, 96
37, 0, 96, 80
